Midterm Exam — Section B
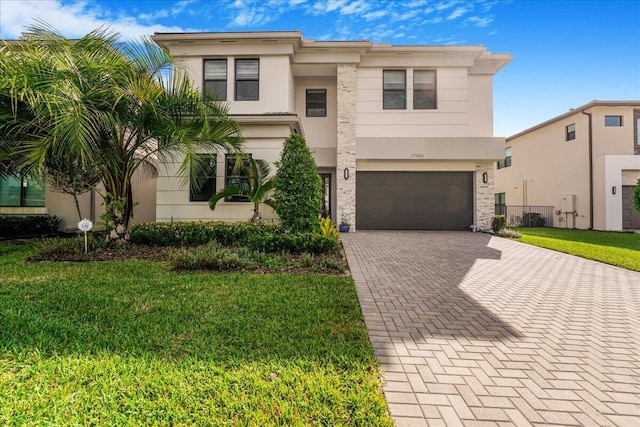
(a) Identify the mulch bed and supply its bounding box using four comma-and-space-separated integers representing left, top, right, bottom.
26, 243, 349, 275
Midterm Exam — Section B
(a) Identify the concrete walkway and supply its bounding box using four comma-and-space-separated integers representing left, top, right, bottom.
342, 231, 640, 427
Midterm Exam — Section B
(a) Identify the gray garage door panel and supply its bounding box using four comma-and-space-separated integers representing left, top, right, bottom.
356, 171, 473, 230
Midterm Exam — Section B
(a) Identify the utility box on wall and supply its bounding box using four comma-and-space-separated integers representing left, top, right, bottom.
562, 194, 576, 213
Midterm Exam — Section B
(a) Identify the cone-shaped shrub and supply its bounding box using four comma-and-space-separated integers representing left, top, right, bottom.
274, 134, 322, 232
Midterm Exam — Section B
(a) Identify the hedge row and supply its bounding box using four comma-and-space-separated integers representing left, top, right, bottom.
130, 221, 341, 254
0, 215, 61, 239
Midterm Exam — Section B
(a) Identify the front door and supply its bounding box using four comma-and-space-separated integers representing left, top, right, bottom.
622, 185, 640, 229
320, 173, 331, 220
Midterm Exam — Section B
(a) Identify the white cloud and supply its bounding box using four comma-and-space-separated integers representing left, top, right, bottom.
0, 0, 192, 40
341, 0, 369, 15
447, 6, 471, 20
465, 16, 493, 28
363, 10, 387, 21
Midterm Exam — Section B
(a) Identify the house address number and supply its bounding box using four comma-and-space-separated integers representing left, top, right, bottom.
410, 153, 424, 158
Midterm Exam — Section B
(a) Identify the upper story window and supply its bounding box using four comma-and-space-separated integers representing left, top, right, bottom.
235, 59, 259, 101
225, 153, 252, 202
306, 89, 327, 117
413, 70, 437, 109
383, 70, 406, 110
204, 59, 227, 100
497, 147, 511, 169
190, 154, 217, 202
605, 115, 623, 126
0, 173, 45, 207
566, 123, 576, 141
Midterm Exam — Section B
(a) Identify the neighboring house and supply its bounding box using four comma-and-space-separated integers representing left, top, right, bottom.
494, 100, 640, 231
152, 31, 512, 230
0, 172, 156, 231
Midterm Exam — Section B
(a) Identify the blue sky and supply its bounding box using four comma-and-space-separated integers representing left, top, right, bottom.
1, 0, 638, 136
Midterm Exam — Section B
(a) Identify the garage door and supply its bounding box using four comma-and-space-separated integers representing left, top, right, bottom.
622, 185, 640, 229
356, 171, 473, 230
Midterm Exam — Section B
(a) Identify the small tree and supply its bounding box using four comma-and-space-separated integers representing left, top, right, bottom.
633, 178, 640, 214
209, 158, 276, 223
273, 134, 322, 232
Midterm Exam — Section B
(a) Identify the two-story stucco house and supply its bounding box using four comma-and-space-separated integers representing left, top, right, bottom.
495, 100, 640, 231
151, 31, 512, 230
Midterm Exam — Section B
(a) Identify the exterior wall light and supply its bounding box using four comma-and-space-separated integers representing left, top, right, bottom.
344, 168, 350, 180
482, 172, 488, 184
612, 186, 616, 195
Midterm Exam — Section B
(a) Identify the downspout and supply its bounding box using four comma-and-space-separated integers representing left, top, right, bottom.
581, 110, 593, 229
90, 189, 96, 223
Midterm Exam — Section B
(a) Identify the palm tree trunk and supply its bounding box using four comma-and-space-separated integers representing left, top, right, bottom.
73, 194, 82, 221
251, 203, 261, 223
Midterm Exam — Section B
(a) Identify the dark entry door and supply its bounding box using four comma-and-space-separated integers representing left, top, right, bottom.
622, 185, 640, 229
356, 171, 473, 230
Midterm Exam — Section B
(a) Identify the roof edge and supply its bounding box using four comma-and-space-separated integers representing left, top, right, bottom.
507, 100, 640, 141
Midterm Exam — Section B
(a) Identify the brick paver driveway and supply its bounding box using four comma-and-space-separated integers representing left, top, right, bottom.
342, 231, 640, 427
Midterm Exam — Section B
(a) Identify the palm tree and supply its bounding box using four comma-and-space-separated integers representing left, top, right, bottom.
0, 23, 242, 242
208, 158, 276, 223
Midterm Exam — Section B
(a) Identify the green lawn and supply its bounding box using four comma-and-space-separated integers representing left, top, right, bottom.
513, 227, 640, 271
0, 242, 392, 426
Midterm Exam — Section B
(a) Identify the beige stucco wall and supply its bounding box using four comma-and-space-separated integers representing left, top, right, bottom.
177, 55, 294, 114
0, 168, 157, 231
495, 114, 591, 229
495, 104, 640, 230
355, 67, 473, 138
155, 123, 288, 223
294, 76, 338, 167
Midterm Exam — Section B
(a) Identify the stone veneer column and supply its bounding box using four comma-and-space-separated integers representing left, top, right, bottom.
475, 161, 495, 231
336, 64, 357, 230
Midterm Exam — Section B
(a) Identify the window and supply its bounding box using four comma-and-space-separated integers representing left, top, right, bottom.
383, 70, 406, 109
497, 147, 511, 169
235, 59, 259, 101
204, 59, 227, 100
605, 115, 622, 126
0, 174, 45, 207
495, 193, 506, 215
413, 70, 436, 109
306, 89, 327, 117
566, 123, 576, 141
189, 154, 217, 202
225, 154, 252, 202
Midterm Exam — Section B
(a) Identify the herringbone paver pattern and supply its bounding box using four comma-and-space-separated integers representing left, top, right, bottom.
342, 231, 640, 427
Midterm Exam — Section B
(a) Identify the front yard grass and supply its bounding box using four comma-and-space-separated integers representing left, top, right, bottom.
0, 242, 392, 426
513, 227, 640, 271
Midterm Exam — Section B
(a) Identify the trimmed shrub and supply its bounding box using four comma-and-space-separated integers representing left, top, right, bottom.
170, 243, 253, 271
496, 228, 521, 239
633, 178, 640, 213
491, 215, 506, 233
273, 134, 323, 233
522, 212, 545, 227
0, 215, 61, 238
130, 221, 340, 254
